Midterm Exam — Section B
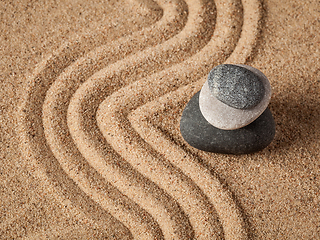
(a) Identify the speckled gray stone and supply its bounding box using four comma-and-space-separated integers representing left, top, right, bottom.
180, 91, 275, 154
200, 64, 272, 130
208, 64, 265, 109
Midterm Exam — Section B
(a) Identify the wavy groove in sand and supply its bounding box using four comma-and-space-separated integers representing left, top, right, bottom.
93, 0, 243, 238
50, 1, 216, 238
128, 1, 262, 238
97, 0, 261, 239
17, 1, 186, 238
17, 0, 262, 238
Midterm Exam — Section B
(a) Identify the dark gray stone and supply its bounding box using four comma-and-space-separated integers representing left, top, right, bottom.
208, 64, 265, 109
180, 91, 275, 154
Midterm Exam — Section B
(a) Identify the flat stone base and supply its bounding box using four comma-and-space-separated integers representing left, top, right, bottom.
180, 91, 276, 154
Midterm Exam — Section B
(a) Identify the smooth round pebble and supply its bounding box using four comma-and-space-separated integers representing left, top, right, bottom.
199, 64, 272, 130
180, 91, 275, 154
208, 64, 265, 109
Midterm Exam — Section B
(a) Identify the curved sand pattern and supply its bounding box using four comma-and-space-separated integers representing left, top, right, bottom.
17, 0, 185, 238
45, 0, 215, 239
43, 1, 194, 239
97, 1, 261, 239
17, 0, 262, 239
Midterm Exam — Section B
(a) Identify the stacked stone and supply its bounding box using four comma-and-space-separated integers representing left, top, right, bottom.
180, 64, 275, 154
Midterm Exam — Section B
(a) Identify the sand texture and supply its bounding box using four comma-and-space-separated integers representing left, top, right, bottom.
1, 0, 320, 239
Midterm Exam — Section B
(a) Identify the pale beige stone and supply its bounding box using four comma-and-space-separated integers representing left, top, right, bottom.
199, 65, 271, 130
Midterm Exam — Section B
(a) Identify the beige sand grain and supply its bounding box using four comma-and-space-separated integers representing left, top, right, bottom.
1, 0, 319, 239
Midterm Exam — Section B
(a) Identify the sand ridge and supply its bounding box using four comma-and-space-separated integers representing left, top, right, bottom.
43, 1, 190, 238
48, 0, 218, 238
97, 1, 261, 239
16, 1, 186, 238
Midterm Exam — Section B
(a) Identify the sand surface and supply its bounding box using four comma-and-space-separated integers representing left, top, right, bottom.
0, 0, 319, 239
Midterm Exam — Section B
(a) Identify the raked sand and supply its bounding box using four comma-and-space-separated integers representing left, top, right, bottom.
0, 0, 319, 239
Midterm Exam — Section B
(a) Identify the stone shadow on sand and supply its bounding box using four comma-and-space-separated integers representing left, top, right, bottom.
268, 91, 320, 152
